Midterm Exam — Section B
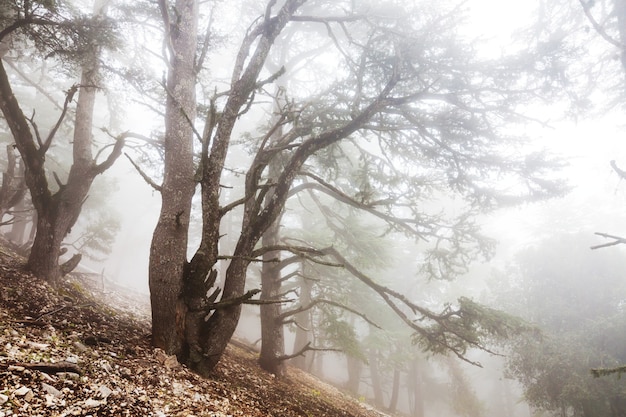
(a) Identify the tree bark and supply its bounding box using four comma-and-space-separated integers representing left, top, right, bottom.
149, 0, 198, 355
258, 215, 285, 375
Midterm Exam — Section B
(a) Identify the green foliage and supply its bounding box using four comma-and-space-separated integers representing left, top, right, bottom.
413, 297, 532, 361
319, 308, 366, 362
1, 0, 121, 70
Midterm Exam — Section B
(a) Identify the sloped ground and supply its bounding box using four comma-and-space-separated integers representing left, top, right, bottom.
0, 244, 387, 417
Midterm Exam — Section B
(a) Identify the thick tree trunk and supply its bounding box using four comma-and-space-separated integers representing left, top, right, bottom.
149, 0, 198, 355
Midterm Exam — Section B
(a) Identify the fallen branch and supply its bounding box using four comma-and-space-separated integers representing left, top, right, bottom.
6, 361, 82, 375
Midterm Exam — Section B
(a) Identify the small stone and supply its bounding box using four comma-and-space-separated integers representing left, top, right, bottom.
24, 389, 34, 402
0, 393, 8, 405
65, 355, 79, 364
72, 341, 89, 353
27, 341, 49, 350
14, 386, 30, 396
164, 354, 179, 369
58, 372, 80, 380
83, 398, 101, 408
96, 385, 112, 399
8, 365, 25, 372
42, 383, 62, 398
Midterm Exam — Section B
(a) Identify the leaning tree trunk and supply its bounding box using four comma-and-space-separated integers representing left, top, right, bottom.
149, 0, 198, 355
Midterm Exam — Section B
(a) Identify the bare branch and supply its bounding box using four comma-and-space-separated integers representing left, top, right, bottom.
39, 84, 78, 155
276, 341, 343, 362
591, 232, 626, 250
124, 153, 162, 192
278, 298, 381, 329
579, 0, 624, 49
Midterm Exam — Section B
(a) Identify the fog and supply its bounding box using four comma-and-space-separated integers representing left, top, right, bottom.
3, 0, 626, 416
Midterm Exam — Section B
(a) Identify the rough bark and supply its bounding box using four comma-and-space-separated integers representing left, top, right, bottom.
170, 0, 307, 376
149, 0, 198, 355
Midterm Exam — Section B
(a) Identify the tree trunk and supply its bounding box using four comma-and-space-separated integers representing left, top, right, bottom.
369, 348, 385, 409
7, 195, 28, 245
408, 359, 425, 417
292, 264, 314, 370
388, 366, 401, 413
0, 1, 120, 284
346, 354, 363, 395
148, 0, 198, 355
258, 216, 285, 375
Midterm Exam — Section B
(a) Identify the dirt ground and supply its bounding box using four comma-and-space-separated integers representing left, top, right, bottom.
0, 243, 389, 417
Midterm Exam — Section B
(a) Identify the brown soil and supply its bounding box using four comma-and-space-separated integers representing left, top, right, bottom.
0, 242, 388, 417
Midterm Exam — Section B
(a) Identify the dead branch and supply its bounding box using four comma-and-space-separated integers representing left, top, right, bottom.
40, 85, 78, 155
124, 153, 162, 192
277, 342, 342, 362
206, 289, 262, 310
5, 361, 82, 375
591, 232, 626, 250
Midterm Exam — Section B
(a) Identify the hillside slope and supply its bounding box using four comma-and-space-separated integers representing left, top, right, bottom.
0, 244, 387, 417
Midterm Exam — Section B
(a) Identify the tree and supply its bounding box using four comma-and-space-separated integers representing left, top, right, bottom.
0, 0, 125, 283
501, 233, 626, 417
149, 0, 564, 377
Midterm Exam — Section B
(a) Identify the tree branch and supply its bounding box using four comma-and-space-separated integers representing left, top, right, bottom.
124, 153, 162, 192
591, 232, 626, 250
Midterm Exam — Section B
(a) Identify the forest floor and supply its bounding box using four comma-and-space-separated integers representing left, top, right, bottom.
0, 242, 390, 417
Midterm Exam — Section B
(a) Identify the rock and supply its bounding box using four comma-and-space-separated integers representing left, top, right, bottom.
83, 398, 102, 408
96, 385, 112, 399
27, 341, 49, 350
164, 354, 179, 369
42, 382, 62, 398
24, 389, 34, 402
13, 386, 30, 396
73, 341, 89, 352
0, 393, 8, 405
65, 355, 79, 364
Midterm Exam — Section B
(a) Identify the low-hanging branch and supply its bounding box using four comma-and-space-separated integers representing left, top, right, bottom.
319, 246, 510, 366
276, 341, 343, 362
277, 298, 381, 329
